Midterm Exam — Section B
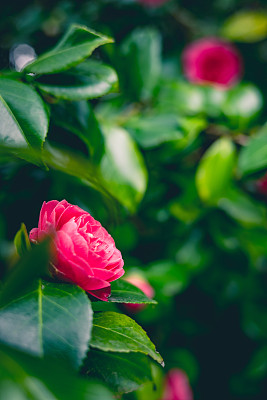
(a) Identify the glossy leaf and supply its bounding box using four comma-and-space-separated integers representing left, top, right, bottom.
36, 61, 118, 100
24, 24, 113, 75
0, 239, 50, 308
196, 138, 236, 204
109, 279, 157, 304
90, 311, 163, 365
126, 114, 184, 148
0, 280, 93, 369
83, 349, 152, 393
0, 77, 49, 158
101, 125, 148, 212
119, 27, 161, 101
14, 223, 31, 257
221, 11, 267, 42
52, 101, 104, 162
0, 344, 114, 400
238, 125, 267, 176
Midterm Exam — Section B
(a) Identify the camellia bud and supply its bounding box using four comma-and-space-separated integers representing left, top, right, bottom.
182, 37, 242, 88
161, 369, 193, 400
124, 274, 155, 312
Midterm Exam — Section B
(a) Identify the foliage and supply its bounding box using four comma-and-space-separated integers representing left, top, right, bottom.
0, 1, 267, 399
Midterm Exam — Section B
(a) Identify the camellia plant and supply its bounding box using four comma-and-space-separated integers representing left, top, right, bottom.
1, 1, 267, 399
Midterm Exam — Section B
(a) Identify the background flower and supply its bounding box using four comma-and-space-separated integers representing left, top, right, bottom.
182, 37, 242, 88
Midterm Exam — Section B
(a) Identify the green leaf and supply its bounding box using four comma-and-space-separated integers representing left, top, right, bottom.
0, 77, 49, 163
24, 24, 113, 75
14, 223, 31, 257
90, 311, 163, 365
221, 11, 267, 42
109, 279, 157, 304
119, 27, 161, 101
218, 186, 266, 227
196, 137, 236, 204
100, 125, 148, 212
0, 239, 50, 308
36, 61, 118, 100
52, 101, 104, 163
0, 344, 114, 400
83, 349, 152, 394
0, 280, 93, 370
238, 125, 267, 176
222, 84, 262, 128
125, 114, 184, 148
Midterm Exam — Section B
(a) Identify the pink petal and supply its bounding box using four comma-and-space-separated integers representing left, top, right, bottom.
87, 286, 111, 301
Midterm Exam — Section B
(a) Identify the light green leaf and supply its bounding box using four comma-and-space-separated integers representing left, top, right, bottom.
83, 349, 152, 394
0, 280, 93, 370
24, 24, 113, 75
0, 344, 114, 400
222, 84, 263, 128
218, 186, 266, 227
0, 77, 49, 163
90, 311, 163, 365
36, 61, 118, 100
109, 279, 157, 304
14, 223, 31, 257
238, 125, 267, 176
101, 125, 148, 212
196, 137, 236, 204
221, 11, 267, 42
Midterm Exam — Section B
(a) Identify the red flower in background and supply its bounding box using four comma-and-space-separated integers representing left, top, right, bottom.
138, 0, 169, 7
29, 200, 124, 301
161, 369, 193, 400
124, 274, 154, 312
182, 37, 242, 88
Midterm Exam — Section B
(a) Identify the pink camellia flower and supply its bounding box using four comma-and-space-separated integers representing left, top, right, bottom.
29, 200, 124, 301
182, 37, 242, 88
138, 0, 169, 7
161, 369, 193, 400
124, 274, 154, 312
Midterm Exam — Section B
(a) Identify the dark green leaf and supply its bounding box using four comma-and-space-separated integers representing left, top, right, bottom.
0, 344, 114, 400
0, 280, 93, 369
196, 137, 236, 204
90, 311, 163, 365
100, 125, 148, 212
109, 279, 157, 304
14, 223, 31, 257
83, 349, 152, 393
119, 27, 161, 101
36, 61, 118, 100
238, 125, 267, 176
24, 24, 113, 75
0, 239, 50, 308
0, 77, 49, 164
52, 101, 104, 163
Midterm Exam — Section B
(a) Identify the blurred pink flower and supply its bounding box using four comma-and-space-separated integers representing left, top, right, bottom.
256, 173, 267, 195
138, 0, 169, 7
124, 274, 154, 312
182, 37, 242, 88
161, 369, 193, 400
29, 200, 124, 301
